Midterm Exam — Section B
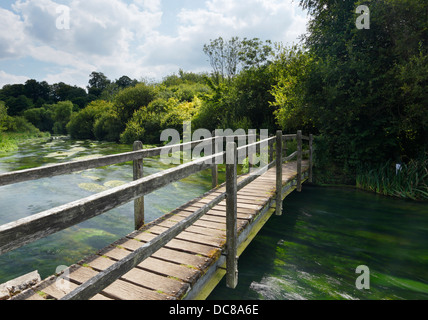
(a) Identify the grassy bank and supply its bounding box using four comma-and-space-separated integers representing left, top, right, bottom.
0, 131, 50, 153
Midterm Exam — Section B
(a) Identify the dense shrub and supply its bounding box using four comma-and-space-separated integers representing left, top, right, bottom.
67, 100, 113, 140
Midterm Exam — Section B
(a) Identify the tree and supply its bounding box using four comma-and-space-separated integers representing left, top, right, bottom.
52, 101, 73, 134
23, 107, 54, 133
116, 75, 137, 89
239, 38, 274, 69
24, 79, 50, 105
87, 72, 111, 97
292, 0, 428, 182
270, 45, 314, 133
5, 95, 33, 116
0, 84, 25, 100
203, 37, 275, 83
113, 83, 158, 123
67, 100, 112, 139
162, 70, 208, 86
0, 101, 8, 132
203, 36, 244, 83
93, 108, 123, 142
50, 82, 87, 106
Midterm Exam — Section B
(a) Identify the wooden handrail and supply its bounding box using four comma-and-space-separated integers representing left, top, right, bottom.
0, 138, 211, 187
0, 134, 276, 255
302, 135, 310, 141
284, 151, 298, 161
0, 130, 313, 300
0, 134, 270, 187
61, 189, 228, 300
0, 150, 226, 255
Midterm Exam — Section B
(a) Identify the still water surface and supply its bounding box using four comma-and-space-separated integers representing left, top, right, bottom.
1, 138, 427, 300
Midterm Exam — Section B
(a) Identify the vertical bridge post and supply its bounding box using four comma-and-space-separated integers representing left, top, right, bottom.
226, 142, 238, 289
276, 130, 283, 216
133, 141, 144, 230
211, 131, 218, 189
297, 130, 302, 192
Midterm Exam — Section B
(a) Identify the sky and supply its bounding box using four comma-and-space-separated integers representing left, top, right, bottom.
0, 0, 310, 89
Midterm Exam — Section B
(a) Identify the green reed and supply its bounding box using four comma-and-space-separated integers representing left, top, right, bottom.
356, 155, 428, 201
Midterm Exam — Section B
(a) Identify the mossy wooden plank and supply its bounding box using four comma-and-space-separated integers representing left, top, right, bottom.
83, 255, 188, 298
115, 238, 210, 270
135, 228, 225, 248
67, 265, 170, 300
184, 206, 255, 219
129, 233, 221, 258
158, 215, 226, 232
98, 246, 201, 284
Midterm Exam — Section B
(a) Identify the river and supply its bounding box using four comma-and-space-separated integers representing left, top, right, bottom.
0, 137, 214, 284
209, 185, 428, 300
1, 138, 427, 300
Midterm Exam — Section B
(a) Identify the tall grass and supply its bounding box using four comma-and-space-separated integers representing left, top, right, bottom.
356, 155, 428, 201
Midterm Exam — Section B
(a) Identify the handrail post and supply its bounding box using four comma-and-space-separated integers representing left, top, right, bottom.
275, 130, 283, 216
226, 142, 238, 289
282, 136, 287, 159
297, 130, 302, 192
309, 134, 313, 183
133, 141, 144, 230
248, 132, 256, 171
269, 136, 274, 164
211, 131, 218, 189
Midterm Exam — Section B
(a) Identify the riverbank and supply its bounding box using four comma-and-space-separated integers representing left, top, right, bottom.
311, 156, 428, 202
0, 132, 51, 153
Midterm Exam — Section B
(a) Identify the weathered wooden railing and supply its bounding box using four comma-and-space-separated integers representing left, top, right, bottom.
0, 130, 313, 300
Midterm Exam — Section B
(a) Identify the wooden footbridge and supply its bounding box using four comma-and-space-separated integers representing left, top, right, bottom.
0, 130, 313, 300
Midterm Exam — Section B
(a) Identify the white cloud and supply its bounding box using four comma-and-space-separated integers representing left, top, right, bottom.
0, 0, 309, 87
141, 0, 309, 75
0, 70, 29, 88
135, 0, 161, 12
0, 8, 27, 59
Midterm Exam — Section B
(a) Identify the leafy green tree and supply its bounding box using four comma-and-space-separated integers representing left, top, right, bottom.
87, 72, 111, 97
0, 101, 8, 132
52, 101, 73, 134
23, 107, 54, 132
114, 83, 158, 123
162, 70, 208, 86
24, 79, 50, 105
99, 83, 121, 102
116, 75, 138, 89
292, 0, 428, 182
120, 97, 172, 144
93, 109, 123, 142
203, 37, 274, 83
161, 97, 201, 132
239, 38, 274, 69
67, 100, 113, 139
270, 45, 314, 133
0, 84, 25, 100
5, 95, 34, 116
395, 49, 428, 158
